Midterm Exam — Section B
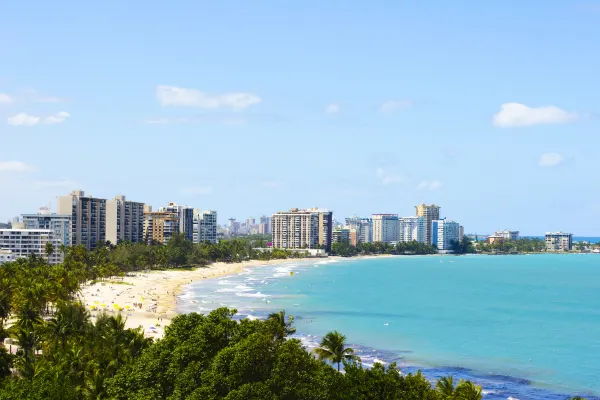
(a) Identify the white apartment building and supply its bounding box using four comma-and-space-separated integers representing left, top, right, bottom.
22, 207, 72, 247
398, 216, 426, 243
545, 232, 572, 252
494, 230, 520, 241
0, 249, 14, 265
193, 210, 218, 244
0, 229, 63, 264
431, 219, 460, 251
106, 195, 145, 244
372, 214, 399, 244
57, 190, 106, 250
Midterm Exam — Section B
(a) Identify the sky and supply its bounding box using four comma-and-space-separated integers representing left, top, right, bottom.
0, 1, 599, 235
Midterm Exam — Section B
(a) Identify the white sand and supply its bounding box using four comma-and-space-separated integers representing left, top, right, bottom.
78, 259, 297, 339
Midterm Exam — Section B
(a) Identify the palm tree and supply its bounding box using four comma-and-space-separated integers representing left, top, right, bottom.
313, 330, 360, 372
436, 376, 455, 398
454, 380, 483, 400
267, 310, 296, 339
45, 242, 55, 258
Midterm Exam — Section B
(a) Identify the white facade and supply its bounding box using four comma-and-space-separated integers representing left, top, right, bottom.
398, 216, 426, 243
193, 210, 218, 244
0, 249, 14, 265
106, 195, 145, 244
22, 208, 72, 247
494, 230, 519, 241
372, 214, 399, 244
0, 229, 63, 264
431, 219, 460, 251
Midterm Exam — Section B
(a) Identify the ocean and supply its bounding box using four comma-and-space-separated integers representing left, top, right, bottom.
178, 254, 600, 400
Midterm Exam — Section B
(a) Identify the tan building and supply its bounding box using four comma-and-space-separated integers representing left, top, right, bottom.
415, 203, 441, 245
545, 232, 572, 252
486, 235, 504, 245
143, 211, 180, 245
332, 227, 351, 244
106, 195, 145, 244
57, 190, 106, 250
272, 208, 333, 250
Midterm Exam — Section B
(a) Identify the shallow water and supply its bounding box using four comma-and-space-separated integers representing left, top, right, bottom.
178, 254, 600, 399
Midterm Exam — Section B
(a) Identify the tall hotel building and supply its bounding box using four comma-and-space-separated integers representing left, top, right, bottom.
159, 202, 195, 241
193, 210, 218, 244
143, 206, 180, 245
57, 190, 106, 250
372, 214, 399, 244
272, 208, 333, 251
415, 203, 441, 245
105, 195, 145, 244
22, 207, 72, 247
398, 216, 426, 243
431, 219, 460, 251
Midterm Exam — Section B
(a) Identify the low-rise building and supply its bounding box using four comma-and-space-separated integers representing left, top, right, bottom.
0, 229, 63, 264
0, 249, 14, 264
486, 235, 504, 245
332, 227, 351, 244
494, 230, 519, 241
545, 232, 572, 252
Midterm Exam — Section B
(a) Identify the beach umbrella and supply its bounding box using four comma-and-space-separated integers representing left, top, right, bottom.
94, 301, 99, 304
125, 305, 131, 309
101, 303, 106, 307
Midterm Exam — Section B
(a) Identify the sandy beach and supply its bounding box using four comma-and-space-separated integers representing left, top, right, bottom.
78, 258, 299, 339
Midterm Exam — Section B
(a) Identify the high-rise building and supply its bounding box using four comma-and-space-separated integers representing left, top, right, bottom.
105, 195, 145, 244
332, 227, 351, 244
22, 207, 72, 247
158, 202, 194, 241
415, 203, 441, 245
545, 232, 572, 251
398, 216, 426, 243
345, 215, 371, 244
193, 210, 218, 244
0, 229, 63, 264
459, 226, 464, 240
372, 214, 399, 244
143, 211, 180, 245
494, 230, 519, 241
431, 219, 460, 251
246, 217, 256, 227
258, 215, 271, 234
307, 208, 333, 251
271, 208, 332, 250
57, 190, 106, 250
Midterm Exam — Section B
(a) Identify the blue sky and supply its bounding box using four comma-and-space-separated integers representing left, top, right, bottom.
1, 1, 599, 235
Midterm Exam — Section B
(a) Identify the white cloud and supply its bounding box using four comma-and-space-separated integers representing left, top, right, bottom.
181, 186, 213, 195
417, 180, 443, 190
0, 94, 14, 104
376, 168, 406, 185
380, 100, 412, 113
156, 85, 261, 110
23, 89, 64, 103
143, 116, 247, 125
8, 111, 70, 126
0, 161, 37, 172
538, 153, 563, 167
45, 111, 70, 124
493, 103, 578, 127
325, 103, 340, 114
8, 113, 40, 126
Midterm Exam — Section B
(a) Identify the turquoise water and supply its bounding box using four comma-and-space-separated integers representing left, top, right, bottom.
179, 255, 600, 399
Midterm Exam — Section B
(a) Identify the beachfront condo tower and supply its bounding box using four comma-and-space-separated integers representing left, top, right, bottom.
372, 214, 399, 244
398, 216, 426, 243
193, 210, 218, 244
143, 209, 180, 245
431, 219, 460, 251
22, 206, 72, 248
57, 190, 106, 250
272, 208, 333, 251
415, 203, 441, 246
105, 195, 145, 244
158, 202, 195, 241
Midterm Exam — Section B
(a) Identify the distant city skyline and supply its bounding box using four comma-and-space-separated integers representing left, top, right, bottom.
1, 2, 598, 235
